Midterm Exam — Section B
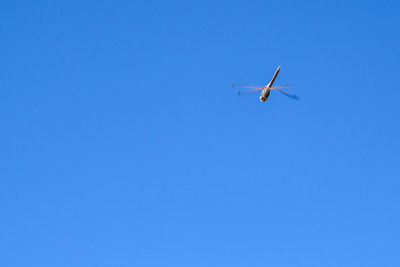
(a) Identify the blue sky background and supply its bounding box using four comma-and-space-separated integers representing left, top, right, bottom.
1, 0, 400, 266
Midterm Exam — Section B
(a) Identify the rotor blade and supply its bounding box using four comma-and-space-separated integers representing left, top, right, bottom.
271, 88, 299, 100
272, 84, 292, 89
238, 87, 262, 96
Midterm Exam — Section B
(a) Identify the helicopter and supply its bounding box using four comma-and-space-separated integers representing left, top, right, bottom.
231, 66, 298, 102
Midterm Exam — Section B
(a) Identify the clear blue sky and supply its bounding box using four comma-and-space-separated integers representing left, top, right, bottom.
1, 0, 400, 266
